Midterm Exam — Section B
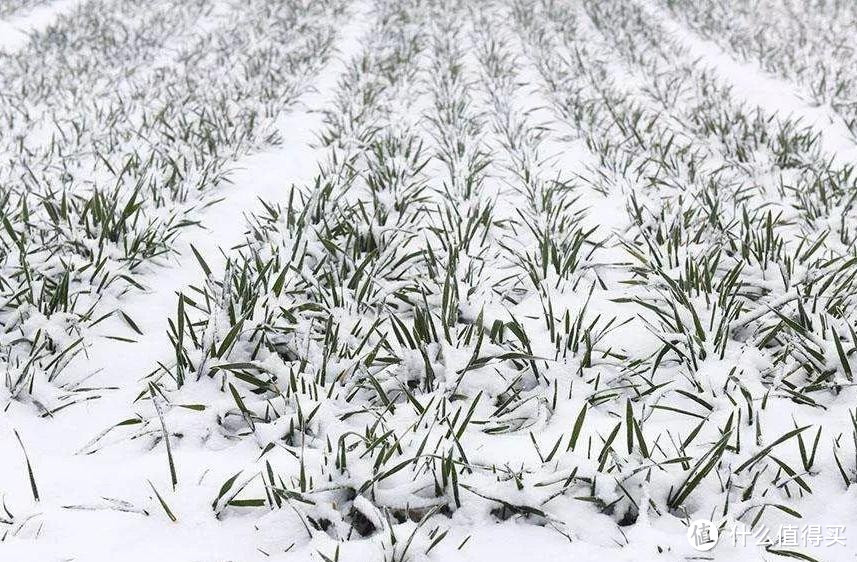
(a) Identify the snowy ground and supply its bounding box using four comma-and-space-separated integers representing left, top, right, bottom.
1, 0, 857, 560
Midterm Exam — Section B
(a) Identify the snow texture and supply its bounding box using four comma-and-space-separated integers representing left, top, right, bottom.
1, 0, 857, 561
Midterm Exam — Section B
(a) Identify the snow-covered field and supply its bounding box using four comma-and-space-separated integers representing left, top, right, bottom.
1, 0, 857, 560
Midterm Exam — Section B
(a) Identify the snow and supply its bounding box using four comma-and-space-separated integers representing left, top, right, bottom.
639, 0, 857, 166
0, 3, 367, 560
0, 0, 82, 52
2, 0, 857, 560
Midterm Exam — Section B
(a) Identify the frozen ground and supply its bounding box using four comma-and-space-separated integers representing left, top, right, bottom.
1, 0, 857, 560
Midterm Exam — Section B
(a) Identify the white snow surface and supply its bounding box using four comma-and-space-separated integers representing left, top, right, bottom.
2, 0, 857, 561
0, 0, 81, 52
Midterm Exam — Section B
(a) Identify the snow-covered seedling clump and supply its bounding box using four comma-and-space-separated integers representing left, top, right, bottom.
1, 0, 856, 560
